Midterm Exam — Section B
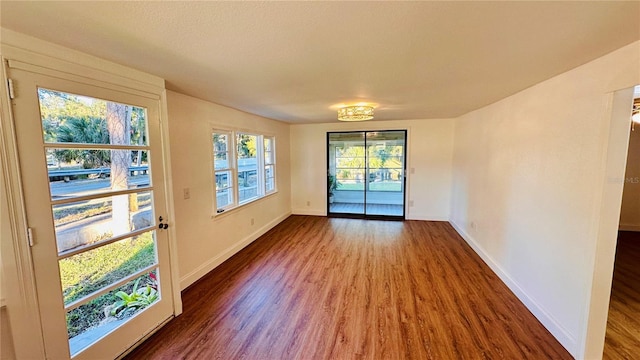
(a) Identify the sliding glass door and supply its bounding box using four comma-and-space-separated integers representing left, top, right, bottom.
327, 130, 406, 220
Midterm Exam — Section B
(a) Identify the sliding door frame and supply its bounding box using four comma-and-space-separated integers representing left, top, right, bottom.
326, 130, 407, 221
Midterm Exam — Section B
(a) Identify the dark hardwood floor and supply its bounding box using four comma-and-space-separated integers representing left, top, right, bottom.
604, 231, 640, 360
125, 216, 571, 360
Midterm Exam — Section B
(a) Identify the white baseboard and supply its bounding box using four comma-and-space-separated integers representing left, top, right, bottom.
179, 212, 291, 290
449, 220, 577, 357
406, 213, 449, 221
618, 223, 640, 232
291, 208, 326, 216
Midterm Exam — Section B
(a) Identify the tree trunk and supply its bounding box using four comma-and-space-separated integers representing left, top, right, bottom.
107, 102, 131, 236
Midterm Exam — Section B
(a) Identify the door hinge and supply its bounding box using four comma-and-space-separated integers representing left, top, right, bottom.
27, 227, 34, 247
7, 78, 15, 99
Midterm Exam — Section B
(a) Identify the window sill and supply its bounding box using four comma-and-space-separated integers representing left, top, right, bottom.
211, 190, 278, 220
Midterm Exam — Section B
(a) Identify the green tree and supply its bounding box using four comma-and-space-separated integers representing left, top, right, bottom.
53, 117, 110, 168
237, 134, 257, 158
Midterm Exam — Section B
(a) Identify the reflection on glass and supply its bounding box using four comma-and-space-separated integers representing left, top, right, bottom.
38, 88, 147, 146
47, 148, 150, 199
59, 232, 157, 306
66, 270, 159, 356
53, 192, 153, 253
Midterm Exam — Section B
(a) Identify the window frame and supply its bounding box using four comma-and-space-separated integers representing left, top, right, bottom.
264, 136, 276, 194
212, 130, 236, 212
211, 128, 276, 215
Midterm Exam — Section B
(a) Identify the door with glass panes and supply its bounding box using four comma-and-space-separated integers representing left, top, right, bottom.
8, 65, 174, 359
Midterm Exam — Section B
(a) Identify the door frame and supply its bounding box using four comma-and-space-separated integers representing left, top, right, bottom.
581, 86, 636, 359
0, 34, 182, 359
326, 130, 408, 221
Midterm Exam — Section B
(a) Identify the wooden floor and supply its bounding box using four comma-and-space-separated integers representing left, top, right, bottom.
604, 231, 640, 360
125, 216, 571, 360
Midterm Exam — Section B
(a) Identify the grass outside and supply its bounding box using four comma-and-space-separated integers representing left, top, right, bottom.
61, 232, 156, 338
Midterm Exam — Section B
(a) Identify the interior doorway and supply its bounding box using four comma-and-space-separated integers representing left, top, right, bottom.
603, 87, 640, 359
327, 130, 407, 220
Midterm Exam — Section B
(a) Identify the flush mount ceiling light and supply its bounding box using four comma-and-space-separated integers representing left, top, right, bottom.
338, 106, 374, 121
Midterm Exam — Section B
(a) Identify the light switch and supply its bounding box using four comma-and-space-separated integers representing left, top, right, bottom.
183, 188, 190, 199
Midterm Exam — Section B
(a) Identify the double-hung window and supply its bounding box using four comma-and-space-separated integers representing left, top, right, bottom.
212, 129, 276, 213
236, 132, 259, 203
213, 132, 234, 211
264, 136, 276, 194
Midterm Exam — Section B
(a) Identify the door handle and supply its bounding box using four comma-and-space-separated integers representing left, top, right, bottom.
158, 216, 168, 229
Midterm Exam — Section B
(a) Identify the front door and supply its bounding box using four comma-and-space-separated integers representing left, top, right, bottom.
8, 65, 174, 359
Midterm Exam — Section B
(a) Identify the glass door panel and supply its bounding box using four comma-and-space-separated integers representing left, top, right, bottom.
328, 132, 365, 215
9, 67, 174, 359
365, 131, 406, 217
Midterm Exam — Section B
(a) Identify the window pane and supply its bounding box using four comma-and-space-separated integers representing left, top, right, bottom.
53, 191, 154, 254
264, 137, 274, 165
213, 133, 228, 153
47, 148, 150, 199
265, 165, 275, 192
215, 171, 231, 190
237, 134, 258, 203
39, 88, 147, 146
66, 270, 159, 356
60, 232, 156, 307
238, 169, 258, 202
216, 188, 233, 209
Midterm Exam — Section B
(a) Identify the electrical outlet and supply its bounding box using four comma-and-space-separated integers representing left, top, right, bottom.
251, 218, 255, 226
470, 221, 476, 230
409, 200, 414, 207
183, 188, 190, 199
306, 200, 311, 206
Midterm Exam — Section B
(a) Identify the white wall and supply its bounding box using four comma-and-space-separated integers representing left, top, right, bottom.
450, 41, 640, 357
620, 125, 640, 231
165, 91, 291, 289
290, 119, 454, 220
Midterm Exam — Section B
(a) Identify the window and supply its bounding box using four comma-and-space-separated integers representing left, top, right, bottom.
212, 129, 276, 213
264, 136, 276, 193
237, 133, 259, 203
213, 132, 234, 210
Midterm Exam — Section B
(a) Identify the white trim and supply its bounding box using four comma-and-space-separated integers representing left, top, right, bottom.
291, 209, 327, 216
581, 87, 636, 360
160, 89, 183, 316
0, 57, 47, 358
405, 213, 449, 221
180, 212, 291, 290
449, 220, 577, 356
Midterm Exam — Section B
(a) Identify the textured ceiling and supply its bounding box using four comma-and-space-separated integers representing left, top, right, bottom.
1, 1, 639, 123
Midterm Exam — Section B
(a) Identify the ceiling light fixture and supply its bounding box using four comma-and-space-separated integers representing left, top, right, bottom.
338, 106, 374, 122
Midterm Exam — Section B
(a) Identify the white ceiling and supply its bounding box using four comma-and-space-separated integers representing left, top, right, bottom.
1, 1, 639, 123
